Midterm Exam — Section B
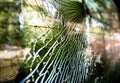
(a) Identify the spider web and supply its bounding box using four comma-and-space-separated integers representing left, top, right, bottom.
17, 0, 94, 83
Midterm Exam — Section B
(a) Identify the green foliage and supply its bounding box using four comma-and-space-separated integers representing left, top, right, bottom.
0, 1, 21, 45
15, 56, 41, 82
57, 0, 87, 23
85, 0, 115, 25
0, 1, 21, 13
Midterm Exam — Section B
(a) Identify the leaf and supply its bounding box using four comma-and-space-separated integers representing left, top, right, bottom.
56, 0, 87, 23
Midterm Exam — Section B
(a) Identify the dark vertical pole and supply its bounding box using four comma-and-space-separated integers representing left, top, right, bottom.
113, 0, 120, 29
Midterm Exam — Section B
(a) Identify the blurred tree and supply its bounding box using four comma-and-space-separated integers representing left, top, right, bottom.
0, 0, 22, 45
